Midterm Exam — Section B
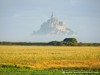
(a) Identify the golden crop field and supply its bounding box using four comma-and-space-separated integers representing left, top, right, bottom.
0, 46, 100, 69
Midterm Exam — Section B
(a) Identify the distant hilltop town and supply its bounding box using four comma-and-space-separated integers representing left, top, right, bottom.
47, 13, 66, 31
33, 13, 75, 35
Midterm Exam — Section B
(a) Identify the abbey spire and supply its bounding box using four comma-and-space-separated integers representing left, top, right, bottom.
51, 12, 54, 18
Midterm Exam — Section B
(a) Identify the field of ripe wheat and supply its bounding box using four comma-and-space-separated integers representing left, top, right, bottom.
0, 46, 100, 69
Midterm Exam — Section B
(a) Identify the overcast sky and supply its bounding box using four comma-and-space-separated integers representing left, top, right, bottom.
0, 0, 100, 42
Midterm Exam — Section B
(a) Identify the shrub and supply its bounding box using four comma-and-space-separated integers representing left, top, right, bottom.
63, 38, 78, 46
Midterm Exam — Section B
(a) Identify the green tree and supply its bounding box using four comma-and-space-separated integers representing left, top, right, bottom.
63, 38, 78, 46
48, 41, 58, 46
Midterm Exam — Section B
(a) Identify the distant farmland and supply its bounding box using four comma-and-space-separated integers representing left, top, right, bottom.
0, 46, 100, 69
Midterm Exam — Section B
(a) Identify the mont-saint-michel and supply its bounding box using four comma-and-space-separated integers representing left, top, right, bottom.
33, 13, 75, 36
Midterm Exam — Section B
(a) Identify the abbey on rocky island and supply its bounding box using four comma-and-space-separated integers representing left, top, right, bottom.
33, 13, 74, 35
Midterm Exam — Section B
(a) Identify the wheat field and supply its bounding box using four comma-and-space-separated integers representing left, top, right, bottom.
0, 46, 100, 69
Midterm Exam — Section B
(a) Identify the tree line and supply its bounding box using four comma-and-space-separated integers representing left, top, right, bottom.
0, 38, 100, 46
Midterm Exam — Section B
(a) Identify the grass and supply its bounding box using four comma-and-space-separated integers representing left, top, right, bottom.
0, 46, 100, 74
0, 65, 99, 75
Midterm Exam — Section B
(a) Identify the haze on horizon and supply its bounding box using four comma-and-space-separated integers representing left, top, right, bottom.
0, 0, 100, 42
